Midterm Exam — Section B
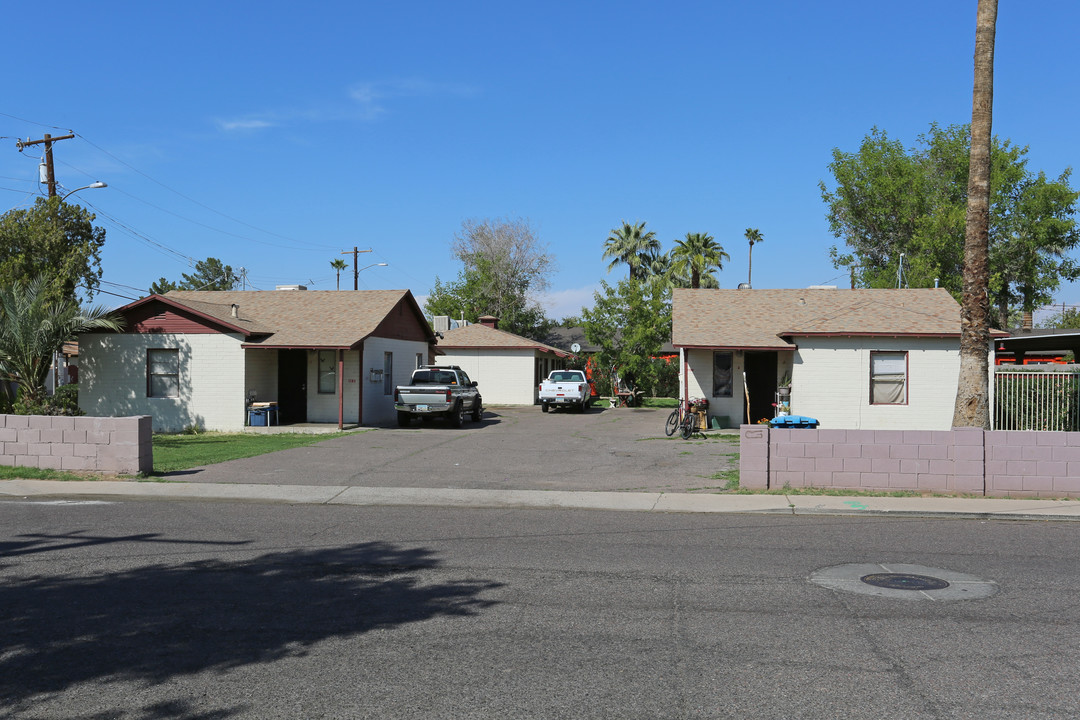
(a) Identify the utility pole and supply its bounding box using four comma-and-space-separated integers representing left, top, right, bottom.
341, 247, 372, 290
16, 133, 76, 197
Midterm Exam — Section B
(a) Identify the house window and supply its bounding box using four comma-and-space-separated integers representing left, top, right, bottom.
713, 352, 733, 397
416, 352, 424, 369
147, 349, 179, 398
870, 351, 908, 404
318, 350, 336, 394
383, 352, 393, 395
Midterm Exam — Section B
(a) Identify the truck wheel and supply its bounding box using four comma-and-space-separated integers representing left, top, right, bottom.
449, 402, 465, 428
541, 402, 549, 413
397, 411, 410, 427
471, 398, 483, 422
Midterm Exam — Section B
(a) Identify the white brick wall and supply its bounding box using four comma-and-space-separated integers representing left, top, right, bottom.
438, 349, 538, 405
81, 333, 246, 432
362, 337, 431, 425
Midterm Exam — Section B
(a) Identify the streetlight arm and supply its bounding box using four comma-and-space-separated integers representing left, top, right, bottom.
59, 181, 107, 203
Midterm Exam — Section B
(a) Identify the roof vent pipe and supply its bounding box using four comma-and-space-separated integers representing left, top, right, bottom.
231, 303, 239, 319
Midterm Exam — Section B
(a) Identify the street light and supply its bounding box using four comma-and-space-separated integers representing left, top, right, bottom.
59, 181, 107, 203
354, 262, 388, 290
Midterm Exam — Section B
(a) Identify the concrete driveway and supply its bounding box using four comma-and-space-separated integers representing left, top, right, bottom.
175, 405, 740, 493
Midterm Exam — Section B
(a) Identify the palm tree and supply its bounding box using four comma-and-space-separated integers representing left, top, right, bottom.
330, 258, 348, 290
670, 232, 729, 289
953, 0, 997, 428
745, 228, 764, 286
0, 276, 124, 407
603, 221, 660, 281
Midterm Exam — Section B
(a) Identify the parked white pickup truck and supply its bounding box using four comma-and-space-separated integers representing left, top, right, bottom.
538, 369, 592, 413
394, 365, 483, 427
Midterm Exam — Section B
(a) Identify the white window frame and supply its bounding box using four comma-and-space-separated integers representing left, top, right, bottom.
870, 351, 908, 405
147, 348, 179, 398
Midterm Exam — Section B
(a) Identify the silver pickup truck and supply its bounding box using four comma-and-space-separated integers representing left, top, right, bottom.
393, 365, 483, 427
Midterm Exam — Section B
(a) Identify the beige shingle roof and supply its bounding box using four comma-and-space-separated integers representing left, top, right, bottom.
438, 322, 568, 356
672, 288, 964, 349
161, 289, 426, 348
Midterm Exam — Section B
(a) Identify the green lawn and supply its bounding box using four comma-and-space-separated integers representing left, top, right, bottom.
639, 397, 679, 408
0, 466, 89, 482
152, 431, 351, 474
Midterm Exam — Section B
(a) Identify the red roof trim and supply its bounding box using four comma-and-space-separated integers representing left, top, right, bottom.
115, 294, 255, 336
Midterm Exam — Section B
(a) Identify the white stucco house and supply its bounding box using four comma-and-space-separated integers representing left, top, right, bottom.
672, 287, 1003, 431
436, 316, 569, 405
79, 288, 437, 432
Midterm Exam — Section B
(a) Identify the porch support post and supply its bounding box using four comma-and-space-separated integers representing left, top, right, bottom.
337, 349, 344, 430
681, 348, 687, 405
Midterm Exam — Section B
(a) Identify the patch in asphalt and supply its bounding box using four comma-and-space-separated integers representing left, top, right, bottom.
809, 563, 998, 601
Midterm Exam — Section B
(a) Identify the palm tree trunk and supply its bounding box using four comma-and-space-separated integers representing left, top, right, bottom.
952, 0, 997, 429
748, 243, 753, 286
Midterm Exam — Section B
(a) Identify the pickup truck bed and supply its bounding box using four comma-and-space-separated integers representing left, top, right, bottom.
394, 366, 482, 427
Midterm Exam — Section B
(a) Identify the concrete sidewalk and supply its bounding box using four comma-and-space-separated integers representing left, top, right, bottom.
3, 479, 1080, 521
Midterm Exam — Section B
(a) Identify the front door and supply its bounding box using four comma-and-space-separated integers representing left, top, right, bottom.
743, 351, 778, 424
277, 349, 307, 424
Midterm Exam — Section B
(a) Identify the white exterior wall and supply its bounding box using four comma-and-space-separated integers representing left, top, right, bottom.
683, 349, 746, 426
305, 350, 362, 424
791, 337, 960, 430
362, 337, 431, 425
438, 349, 538, 405
80, 333, 246, 432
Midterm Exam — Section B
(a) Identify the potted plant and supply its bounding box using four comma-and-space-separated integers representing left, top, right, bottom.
777, 371, 791, 399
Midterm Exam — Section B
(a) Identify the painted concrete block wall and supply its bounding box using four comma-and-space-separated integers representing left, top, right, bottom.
439, 349, 537, 405
0, 414, 152, 475
740, 426, 1080, 498
683, 349, 746, 426
243, 350, 278, 404
363, 337, 430, 425
307, 350, 361, 424
794, 337, 960, 431
80, 333, 246, 432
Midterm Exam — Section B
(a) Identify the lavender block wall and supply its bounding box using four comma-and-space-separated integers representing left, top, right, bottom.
740, 425, 1080, 498
0, 415, 152, 475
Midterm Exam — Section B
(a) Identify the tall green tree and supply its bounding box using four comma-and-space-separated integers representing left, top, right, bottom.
669, 232, 728, 289
0, 275, 123, 408
330, 258, 348, 290
745, 228, 764, 286
603, 221, 660, 281
582, 278, 671, 398
821, 123, 1078, 325
954, 0, 998, 429
150, 257, 240, 295
0, 197, 106, 305
425, 217, 554, 338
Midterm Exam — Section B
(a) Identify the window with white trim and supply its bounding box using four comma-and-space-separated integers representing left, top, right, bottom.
713, 352, 733, 397
147, 349, 179, 398
870, 351, 907, 404
318, 350, 336, 394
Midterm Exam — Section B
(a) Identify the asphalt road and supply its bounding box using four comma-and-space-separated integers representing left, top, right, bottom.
173, 405, 740, 493
2, 498, 1078, 719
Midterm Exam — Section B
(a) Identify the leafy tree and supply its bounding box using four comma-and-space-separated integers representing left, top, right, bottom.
1038, 307, 1080, 329
669, 232, 729, 289
150, 257, 240, 295
821, 123, 1078, 327
425, 218, 554, 339
745, 228, 764, 286
0, 197, 107, 305
582, 278, 671, 401
603, 221, 660, 281
330, 258, 348, 290
0, 275, 123, 409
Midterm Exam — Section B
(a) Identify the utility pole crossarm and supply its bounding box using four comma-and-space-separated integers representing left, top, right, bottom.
341, 247, 373, 291
16, 133, 77, 197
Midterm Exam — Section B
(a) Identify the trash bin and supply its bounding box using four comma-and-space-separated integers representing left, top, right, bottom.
769, 414, 819, 429
248, 408, 268, 426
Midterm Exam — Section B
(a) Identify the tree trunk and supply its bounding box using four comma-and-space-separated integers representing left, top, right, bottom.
952, 0, 998, 429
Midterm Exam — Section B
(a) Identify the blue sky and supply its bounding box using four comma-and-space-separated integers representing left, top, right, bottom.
3, 1, 1079, 322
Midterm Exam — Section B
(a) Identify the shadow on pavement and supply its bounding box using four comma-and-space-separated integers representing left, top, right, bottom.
0, 540, 503, 717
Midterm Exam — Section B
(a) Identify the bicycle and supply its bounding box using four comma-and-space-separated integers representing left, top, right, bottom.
665, 397, 703, 438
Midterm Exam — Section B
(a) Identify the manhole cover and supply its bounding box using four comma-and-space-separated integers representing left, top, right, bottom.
809, 563, 998, 601
861, 573, 950, 591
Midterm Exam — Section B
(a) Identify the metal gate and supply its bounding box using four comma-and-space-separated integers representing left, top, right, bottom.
994, 371, 1080, 431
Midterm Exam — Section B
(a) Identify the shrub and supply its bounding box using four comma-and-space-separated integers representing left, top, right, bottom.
11, 383, 84, 416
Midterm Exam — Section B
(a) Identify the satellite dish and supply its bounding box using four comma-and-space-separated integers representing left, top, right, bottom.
571, 343, 581, 353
